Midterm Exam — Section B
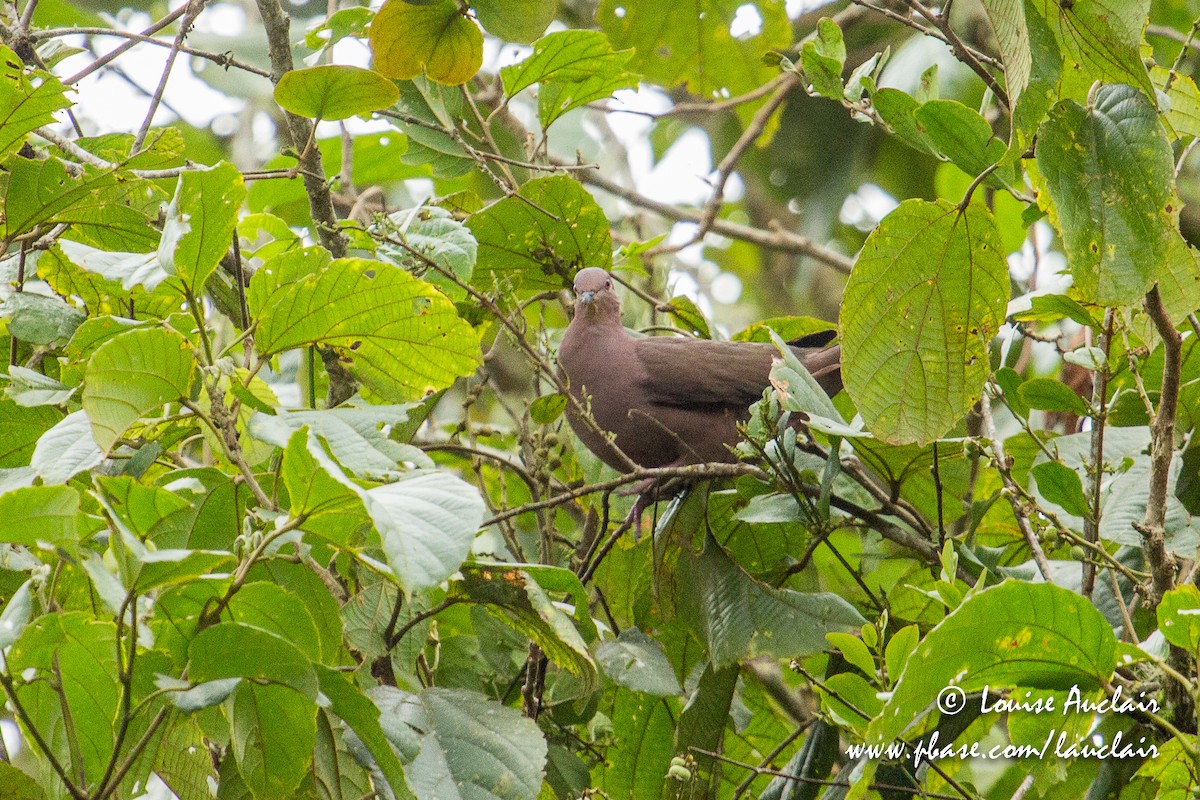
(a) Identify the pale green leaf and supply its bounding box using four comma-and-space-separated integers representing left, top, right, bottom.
840, 199, 1009, 444
249, 253, 481, 402
472, 0, 555, 43
81, 327, 195, 452
869, 581, 1116, 744
274, 65, 400, 121
159, 163, 246, 294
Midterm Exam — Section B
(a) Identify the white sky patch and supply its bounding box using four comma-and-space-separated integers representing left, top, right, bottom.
54, 36, 242, 135
1, 719, 21, 759
839, 182, 898, 230
787, 0, 842, 15
730, 4, 763, 39
711, 271, 743, 304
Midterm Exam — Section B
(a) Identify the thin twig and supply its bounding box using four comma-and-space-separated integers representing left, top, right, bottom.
34, 26, 271, 77
131, 0, 207, 153
63, 3, 189, 84
575, 166, 855, 273
980, 391, 1054, 582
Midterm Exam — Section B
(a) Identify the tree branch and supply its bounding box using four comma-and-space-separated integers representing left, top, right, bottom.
1139, 286, 1181, 606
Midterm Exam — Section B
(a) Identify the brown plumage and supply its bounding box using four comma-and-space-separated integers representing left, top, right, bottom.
557, 268, 843, 472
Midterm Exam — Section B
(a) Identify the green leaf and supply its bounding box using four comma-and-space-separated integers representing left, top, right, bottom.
0, 578, 34, 649
1018, 377, 1088, 416
597, 688, 675, 797
676, 662, 737, 774
0, 395, 59, 466
153, 715, 215, 800
0, 760, 46, 800
459, 564, 599, 693
1101, 455, 1199, 556
595, 628, 682, 696
367, 471, 485, 591
315, 666, 411, 795
499, 30, 638, 128
376, 686, 548, 800
249, 253, 481, 402
5, 364, 76, 406
28, 410, 103, 484
96, 474, 193, 543
278, 429, 370, 547
4, 157, 161, 251
0, 485, 79, 549
598, 0, 789, 106
0, 43, 72, 160
681, 534, 865, 667
870, 87, 937, 156
3, 291, 85, 345
884, 624, 920, 685
375, 205, 477, 301
827, 632, 876, 677
799, 18, 845, 100
160, 163, 246, 295
913, 100, 1007, 179
369, 0, 482, 85
665, 295, 711, 339
501, 30, 630, 97
980, 0, 1031, 106
228, 682, 318, 800
840, 199, 1009, 445
274, 65, 400, 121
472, 0, 556, 44
81, 327, 195, 452
7, 613, 123, 783
227, 582, 323, 661
1158, 586, 1200, 651
1010, 292, 1096, 326
529, 392, 567, 424
1154, 65, 1200, 140
869, 580, 1117, 744
1028, 0, 1153, 98
1036, 84, 1175, 306
250, 404, 433, 476
1031, 460, 1091, 518
731, 315, 836, 343
56, 239, 165, 292
1158, 233, 1200, 325
467, 175, 613, 293
188, 622, 318, 699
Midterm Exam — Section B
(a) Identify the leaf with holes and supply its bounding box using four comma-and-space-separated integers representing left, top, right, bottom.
248, 252, 481, 402
1028, 0, 1153, 98
840, 199, 1009, 445
1036, 84, 1176, 306
869, 580, 1116, 744
467, 175, 612, 293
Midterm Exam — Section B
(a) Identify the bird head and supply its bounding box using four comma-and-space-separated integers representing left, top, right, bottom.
572, 268, 619, 318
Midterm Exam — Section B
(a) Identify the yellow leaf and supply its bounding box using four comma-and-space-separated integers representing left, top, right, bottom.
369, 0, 482, 85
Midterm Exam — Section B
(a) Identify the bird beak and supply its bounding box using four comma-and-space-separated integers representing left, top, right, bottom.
578, 290, 596, 305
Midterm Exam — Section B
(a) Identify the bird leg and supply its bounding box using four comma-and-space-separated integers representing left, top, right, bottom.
619, 472, 690, 538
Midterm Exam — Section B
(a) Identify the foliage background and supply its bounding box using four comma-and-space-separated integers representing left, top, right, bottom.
3, 0, 1200, 799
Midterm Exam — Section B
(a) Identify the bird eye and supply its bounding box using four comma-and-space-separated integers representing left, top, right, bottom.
606, 280, 612, 288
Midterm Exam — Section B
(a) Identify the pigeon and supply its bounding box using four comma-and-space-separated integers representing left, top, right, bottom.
557, 267, 842, 472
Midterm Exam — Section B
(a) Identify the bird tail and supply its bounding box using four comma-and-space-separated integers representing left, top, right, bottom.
803, 343, 843, 398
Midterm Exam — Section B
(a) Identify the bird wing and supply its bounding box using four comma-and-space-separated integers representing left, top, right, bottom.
632, 337, 777, 409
